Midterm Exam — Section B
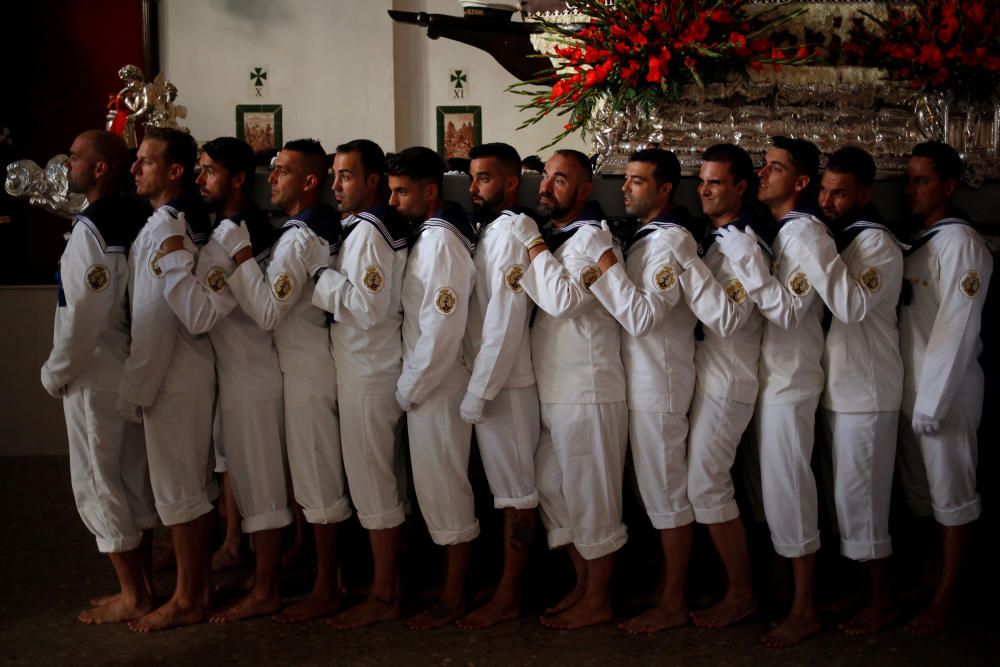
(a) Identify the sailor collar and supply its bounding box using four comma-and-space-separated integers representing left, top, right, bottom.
282, 203, 342, 253
344, 204, 410, 252
415, 201, 476, 254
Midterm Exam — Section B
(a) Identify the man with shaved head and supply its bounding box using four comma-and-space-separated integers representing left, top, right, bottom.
42, 129, 156, 625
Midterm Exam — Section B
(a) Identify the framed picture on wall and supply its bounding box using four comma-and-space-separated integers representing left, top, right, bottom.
236, 104, 282, 153
436, 106, 481, 160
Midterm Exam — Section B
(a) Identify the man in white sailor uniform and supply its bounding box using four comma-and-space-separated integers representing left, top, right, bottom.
308, 139, 410, 629
715, 136, 826, 647
213, 138, 346, 623
120, 127, 216, 632
680, 144, 767, 629
455, 142, 540, 630
576, 149, 699, 633
155, 136, 292, 623
42, 129, 156, 624
897, 141, 992, 636
387, 146, 478, 630
778, 146, 904, 635
506, 149, 628, 630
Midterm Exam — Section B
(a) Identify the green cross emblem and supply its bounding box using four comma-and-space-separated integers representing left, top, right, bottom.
250, 68, 267, 86
450, 70, 467, 89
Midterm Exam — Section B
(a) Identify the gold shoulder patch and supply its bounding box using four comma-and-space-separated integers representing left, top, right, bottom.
362, 265, 384, 293
725, 279, 746, 305
653, 264, 676, 291
206, 267, 227, 294
960, 270, 982, 297
272, 272, 294, 301
788, 271, 811, 296
860, 267, 881, 292
85, 264, 110, 292
434, 286, 458, 315
148, 251, 165, 278
580, 265, 601, 292
505, 264, 526, 293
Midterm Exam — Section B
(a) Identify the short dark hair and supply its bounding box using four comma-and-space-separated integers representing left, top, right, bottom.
702, 143, 755, 188
629, 148, 680, 192
552, 149, 593, 182
82, 129, 128, 185
521, 155, 545, 173
911, 141, 963, 182
825, 145, 876, 187
336, 139, 385, 179
771, 136, 820, 182
282, 138, 329, 180
201, 136, 256, 194
386, 146, 446, 188
145, 126, 198, 188
469, 142, 522, 177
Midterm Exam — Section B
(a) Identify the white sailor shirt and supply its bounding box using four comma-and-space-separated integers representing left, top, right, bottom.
900, 218, 993, 419
463, 208, 537, 401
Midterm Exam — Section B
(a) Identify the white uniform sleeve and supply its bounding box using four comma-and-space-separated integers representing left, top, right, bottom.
158, 248, 237, 335
590, 240, 680, 337
227, 231, 308, 331
913, 235, 993, 419
312, 228, 394, 331
794, 232, 900, 324
520, 227, 609, 320
41, 226, 120, 392
396, 236, 473, 406
679, 256, 755, 338
467, 232, 531, 400
120, 235, 179, 407
731, 224, 818, 330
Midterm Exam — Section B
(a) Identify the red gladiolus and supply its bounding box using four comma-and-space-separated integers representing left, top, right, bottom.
729, 32, 746, 48
647, 56, 663, 83
795, 46, 809, 58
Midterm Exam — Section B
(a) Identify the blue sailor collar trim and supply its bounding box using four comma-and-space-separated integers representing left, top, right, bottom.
161, 195, 212, 246
345, 204, 410, 252
839, 218, 909, 252
916, 216, 973, 239
282, 204, 342, 255
548, 200, 605, 239
778, 208, 818, 225
416, 201, 476, 255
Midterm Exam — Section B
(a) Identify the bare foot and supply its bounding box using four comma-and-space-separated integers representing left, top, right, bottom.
272, 593, 340, 623
211, 546, 245, 572
79, 596, 152, 624
544, 584, 584, 616
760, 612, 821, 648
128, 598, 204, 633
840, 603, 898, 636
541, 598, 613, 630
903, 601, 958, 637
327, 594, 400, 630
618, 605, 688, 634
456, 597, 521, 630
209, 592, 282, 623
691, 594, 757, 628
89, 593, 119, 607
817, 590, 860, 614
405, 601, 466, 630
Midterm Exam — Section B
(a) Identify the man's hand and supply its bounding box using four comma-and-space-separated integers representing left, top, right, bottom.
911, 411, 942, 436
116, 396, 143, 424
459, 391, 487, 424
211, 220, 251, 258
508, 214, 543, 249
578, 222, 614, 262
395, 389, 415, 412
300, 233, 330, 277
715, 226, 758, 263
40, 369, 65, 398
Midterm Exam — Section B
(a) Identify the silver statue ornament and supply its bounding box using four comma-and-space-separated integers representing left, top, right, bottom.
5, 156, 87, 219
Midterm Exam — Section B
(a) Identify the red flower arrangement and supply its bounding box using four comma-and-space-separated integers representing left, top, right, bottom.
844, 0, 1000, 99
514, 0, 817, 147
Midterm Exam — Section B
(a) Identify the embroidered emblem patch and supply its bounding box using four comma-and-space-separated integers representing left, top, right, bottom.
434, 286, 457, 315
149, 251, 165, 278
580, 265, 601, 292
85, 264, 110, 292
653, 264, 676, 291
725, 279, 747, 305
362, 265, 384, 293
860, 267, 881, 292
788, 271, 811, 296
206, 267, 227, 294
272, 272, 294, 301
960, 270, 982, 297
505, 264, 526, 293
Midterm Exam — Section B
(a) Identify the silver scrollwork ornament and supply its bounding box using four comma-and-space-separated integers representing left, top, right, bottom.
4, 156, 87, 219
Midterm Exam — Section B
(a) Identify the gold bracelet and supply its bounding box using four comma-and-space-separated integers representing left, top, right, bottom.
526, 236, 546, 251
